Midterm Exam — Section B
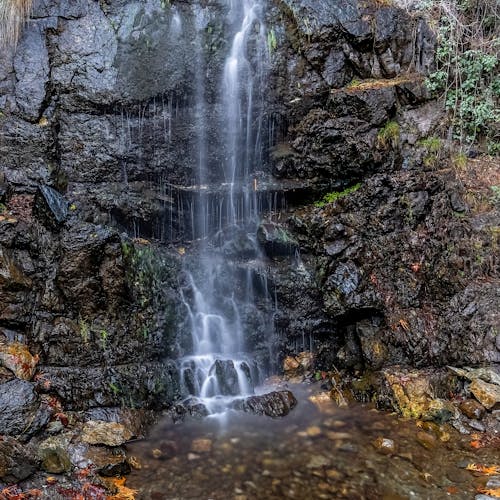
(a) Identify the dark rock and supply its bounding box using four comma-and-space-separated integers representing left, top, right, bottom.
233, 390, 297, 417
0, 437, 37, 483
257, 221, 298, 257
0, 379, 51, 438
33, 185, 68, 228
210, 359, 240, 396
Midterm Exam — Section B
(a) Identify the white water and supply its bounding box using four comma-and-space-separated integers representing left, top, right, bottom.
179, 0, 270, 414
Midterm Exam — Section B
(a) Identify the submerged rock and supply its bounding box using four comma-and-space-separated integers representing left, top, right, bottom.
232, 390, 298, 417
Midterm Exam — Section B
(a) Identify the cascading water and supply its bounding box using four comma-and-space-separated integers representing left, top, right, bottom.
179, 0, 272, 415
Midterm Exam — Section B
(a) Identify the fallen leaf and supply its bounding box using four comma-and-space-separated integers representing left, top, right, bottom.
107, 477, 138, 500
478, 487, 500, 498
466, 463, 500, 475
446, 486, 459, 494
399, 319, 410, 332
470, 440, 482, 449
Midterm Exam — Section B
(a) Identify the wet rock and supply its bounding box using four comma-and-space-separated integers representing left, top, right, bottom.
416, 431, 437, 450
233, 390, 298, 417
257, 221, 298, 257
81, 420, 133, 447
84, 446, 130, 476
0, 379, 51, 438
210, 360, 240, 396
38, 435, 72, 473
306, 426, 322, 437
283, 351, 314, 378
0, 342, 39, 380
470, 379, 500, 410
448, 366, 500, 386
0, 437, 37, 483
460, 399, 486, 420
191, 439, 212, 453
423, 399, 456, 424
372, 437, 396, 455
468, 420, 486, 432
33, 185, 68, 228
306, 455, 330, 469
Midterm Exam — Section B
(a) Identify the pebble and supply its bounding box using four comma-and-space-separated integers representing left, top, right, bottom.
187, 453, 200, 461
459, 399, 486, 420
445, 467, 470, 484
306, 426, 322, 437
306, 455, 330, 469
191, 439, 212, 453
372, 437, 396, 455
416, 431, 437, 450
326, 431, 352, 441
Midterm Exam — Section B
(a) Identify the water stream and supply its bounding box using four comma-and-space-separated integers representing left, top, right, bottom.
178, 0, 272, 414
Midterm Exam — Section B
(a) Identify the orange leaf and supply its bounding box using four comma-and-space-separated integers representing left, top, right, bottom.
446, 486, 459, 494
399, 319, 410, 332
478, 487, 500, 498
470, 440, 482, 449
107, 477, 138, 500
466, 463, 500, 475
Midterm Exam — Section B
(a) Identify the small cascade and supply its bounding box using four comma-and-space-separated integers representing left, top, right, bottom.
179, 0, 272, 414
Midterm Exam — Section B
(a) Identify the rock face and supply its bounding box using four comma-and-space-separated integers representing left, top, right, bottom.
0, 0, 497, 470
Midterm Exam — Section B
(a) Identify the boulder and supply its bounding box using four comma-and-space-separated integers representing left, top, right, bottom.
0, 437, 37, 483
81, 421, 133, 447
0, 379, 51, 438
38, 435, 72, 473
232, 390, 297, 417
470, 379, 500, 410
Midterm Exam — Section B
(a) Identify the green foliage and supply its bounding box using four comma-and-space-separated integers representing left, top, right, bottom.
78, 316, 90, 344
0, 203, 6, 214
100, 329, 108, 349
377, 121, 400, 149
424, 0, 499, 146
267, 28, 277, 53
419, 136, 443, 168
315, 183, 362, 208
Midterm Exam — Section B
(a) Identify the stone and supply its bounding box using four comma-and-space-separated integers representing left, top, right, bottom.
33, 185, 68, 228
460, 399, 486, 420
233, 391, 298, 418
38, 435, 72, 473
0, 379, 51, 437
210, 359, 240, 396
372, 437, 396, 455
306, 455, 330, 469
0, 342, 39, 380
84, 446, 130, 476
191, 439, 212, 453
81, 420, 133, 447
306, 426, 322, 437
0, 437, 37, 483
257, 221, 298, 257
284, 352, 314, 378
470, 379, 500, 410
416, 431, 437, 450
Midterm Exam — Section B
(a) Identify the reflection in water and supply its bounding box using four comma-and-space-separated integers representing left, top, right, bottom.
126, 384, 497, 499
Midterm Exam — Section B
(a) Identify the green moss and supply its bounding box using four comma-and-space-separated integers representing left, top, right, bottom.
377, 121, 400, 149
0, 203, 6, 214
315, 183, 362, 208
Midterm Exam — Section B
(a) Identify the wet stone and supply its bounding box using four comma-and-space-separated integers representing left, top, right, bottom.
0, 437, 37, 483
460, 399, 486, 420
191, 439, 212, 453
38, 435, 72, 473
416, 431, 437, 450
372, 437, 396, 455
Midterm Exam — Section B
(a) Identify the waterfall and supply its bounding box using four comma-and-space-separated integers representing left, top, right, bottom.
179, 0, 271, 415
